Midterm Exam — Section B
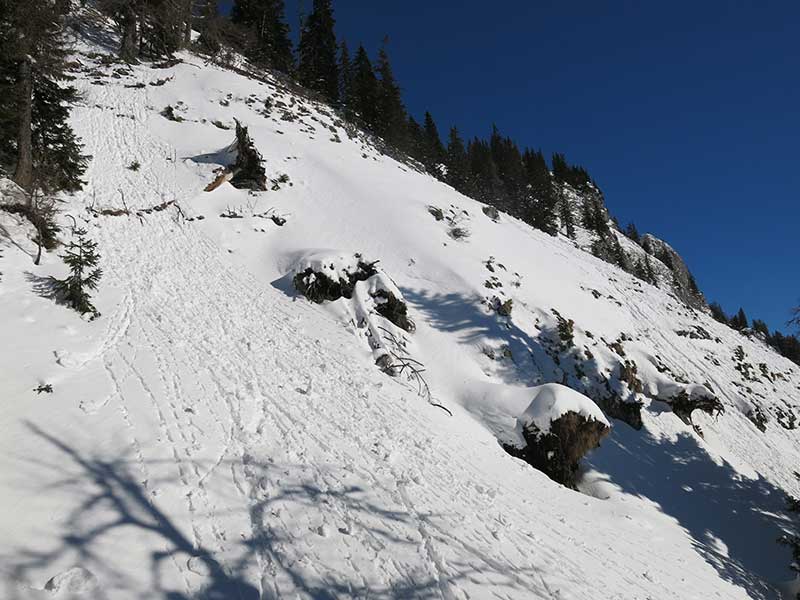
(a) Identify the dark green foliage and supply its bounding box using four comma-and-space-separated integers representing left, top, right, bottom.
374, 41, 406, 147
558, 190, 576, 239
624, 222, 640, 243
230, 119, 267, 191
522, 148, 557, 235
730, 307, 749, 331
0, 0, 87, 193
53, 227, 102, 319
337, 41, 352, 114
752, 319, 770, 337
297, 0, 338, 104
445, 127, 469, 191
422, 111, 446, 172
230, 0, 293, 72
709, 302, 728, 324
551, 152, 593, 191
347, 45, 378, 127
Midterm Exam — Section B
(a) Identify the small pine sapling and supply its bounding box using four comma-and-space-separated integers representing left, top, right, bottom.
53, 227, 102, 319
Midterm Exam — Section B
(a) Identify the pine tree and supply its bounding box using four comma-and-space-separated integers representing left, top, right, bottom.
374, 40, 406, 146
348, 45, 378, 128
752, 319, 770, 337
297, 0, 338, 104
405, 115, 425, 161
445, 126, 468, 192
422, 111, 445, 174
230, 0, 293, 72
709, 302, 728, 324
522, 148, 557, 235
337, 41, 352, 114
0, 0, 87, 194
791, 305, 800, 329
53, 227, 103, 319
624, 222, 640, 243
731, 307, 749, 330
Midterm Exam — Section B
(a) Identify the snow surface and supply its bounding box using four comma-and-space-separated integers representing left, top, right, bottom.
1, 11, 800, 599
519, 383, 610, 433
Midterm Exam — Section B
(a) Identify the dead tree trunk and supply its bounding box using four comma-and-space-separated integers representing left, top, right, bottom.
13, 56, 34, 195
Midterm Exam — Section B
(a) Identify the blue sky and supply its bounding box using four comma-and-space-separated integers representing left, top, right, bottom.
221, 1, 798, 331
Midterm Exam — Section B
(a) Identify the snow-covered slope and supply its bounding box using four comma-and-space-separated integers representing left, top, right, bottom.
2, 14, 799, 600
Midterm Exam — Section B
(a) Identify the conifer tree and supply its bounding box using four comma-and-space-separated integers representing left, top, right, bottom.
0, 0, 86, 194
522, 148, 557, 235
791, 305, 800, 329
53, 227, 103, 319
405, 115, 425, 161
375, 40, 406, 146
445, 126, 468, 192
709, 302, 728, 324
348, 45, 378, 128
297, 0, 338, 104
230, 0, 293, 72
422, 111, 445, 174
730, 307, 749, 330
752, 319, 770, 337
624, 222, 640, 243
559, 193, 576, 239
337, 41, 352, 114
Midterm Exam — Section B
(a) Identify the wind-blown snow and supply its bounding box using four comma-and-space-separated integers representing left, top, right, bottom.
1, 10, 799, 600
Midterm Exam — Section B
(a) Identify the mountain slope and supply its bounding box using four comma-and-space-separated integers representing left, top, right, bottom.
1, 13, 799, 599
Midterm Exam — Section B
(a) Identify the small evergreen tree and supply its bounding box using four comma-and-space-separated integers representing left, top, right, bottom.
297, 0, 338, 104
53, 227, 102, 319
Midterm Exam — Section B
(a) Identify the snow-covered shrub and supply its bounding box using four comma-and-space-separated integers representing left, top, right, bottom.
506, 384, 610, 488
664, 384, 723, 426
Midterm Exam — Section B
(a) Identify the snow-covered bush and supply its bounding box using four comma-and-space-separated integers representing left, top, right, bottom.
506, 384, 610, 488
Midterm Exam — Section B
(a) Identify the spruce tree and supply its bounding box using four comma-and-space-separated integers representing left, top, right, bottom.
559, 193, 576, 239
523, 148, 557, 235
297, 0, 338, 104
422, 111, 445, 174
230, 0, 293, 72
0, 0, 86, 194
624, 222, 640, 243
709, 302, 728, 324
337, 41, 352, 114
732, 308, 749, 330
375, 40, 406, 146
445, 126, 468, 192
348, 45, 378, 128
53, 227, 103, 319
